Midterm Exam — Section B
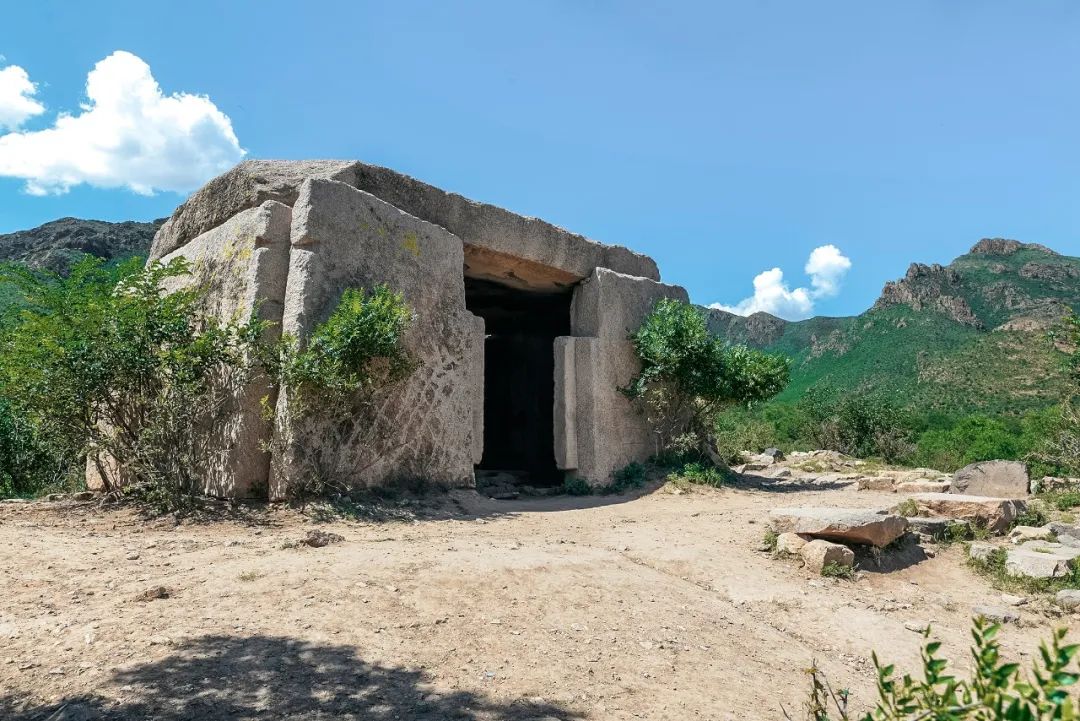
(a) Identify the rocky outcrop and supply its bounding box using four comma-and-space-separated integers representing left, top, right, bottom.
0, 217, 161, 273
702, 308, 788, 347
873, 263, 981, 327
1019, 261, 1079, 282
1006, 542, 1080, 579
768, 508, 907, 548
968, 238, 1057, 256
950, 460, 1029, 498
903, 493, 1025, 533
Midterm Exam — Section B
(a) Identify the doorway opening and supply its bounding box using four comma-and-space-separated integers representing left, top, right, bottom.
464, 276, 572, 488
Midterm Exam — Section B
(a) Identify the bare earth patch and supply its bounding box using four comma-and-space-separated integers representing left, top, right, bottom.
1, 482, 1077, 720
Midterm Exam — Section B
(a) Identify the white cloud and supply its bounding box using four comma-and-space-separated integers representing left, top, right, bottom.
805, 244, 852, 298
710, 245, 852, 320
0, 51, 244, 195
0, 64, 45, 130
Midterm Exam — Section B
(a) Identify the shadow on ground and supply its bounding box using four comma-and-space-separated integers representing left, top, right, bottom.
1, 635, 579, 721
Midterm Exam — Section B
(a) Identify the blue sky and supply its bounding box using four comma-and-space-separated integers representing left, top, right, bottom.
1, 1, 1079, 319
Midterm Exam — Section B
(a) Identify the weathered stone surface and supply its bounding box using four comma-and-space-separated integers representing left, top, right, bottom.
1006, 542, 1080, 579
951, 460, 1030, 498
799, 539, 855, 574
775, 532, 809, 555
150, 160, 659, 289
557, 268, 688, 485
896, 480, 950, 494
903, 493, 1026, 533
1056, 589, 1080, 610
1033, 476, 1079, 494
908, 516, 970, 540
270, 180, 485, 499
1008, 525, 1055, 544
972, 605, 1020, 624
769, 508, 908, 548
762, 448, 784, 460
159, 200, 292, 498
856, 476, 896, 491
968, 542, 998, 562
149, 160, 358, 261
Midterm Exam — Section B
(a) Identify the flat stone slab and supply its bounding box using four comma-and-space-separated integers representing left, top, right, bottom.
951, 460, 1029, 498
903, 493, 1026, 534
769, 508, 907, 548
1006, 542, 1080, 579
896, 480, 951, 494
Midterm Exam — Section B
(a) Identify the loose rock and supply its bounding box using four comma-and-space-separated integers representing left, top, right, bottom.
302, 529, 345, 548
1006, 542, 1080, 579
902, 493, 1025, 534
770, 508, 907, 548
951, 460, 1029, 498
775, 532, 809, 555
972, 605, 1020, 624
1055, 589, 1080, 610
799, 539, 855, 574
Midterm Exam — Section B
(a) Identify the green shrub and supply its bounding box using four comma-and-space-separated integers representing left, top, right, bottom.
0, 257, 265, 511
969, 545, 1080, 594
712, 408, 781, 464
785, 617, 1079, 720
623, 298, 789, 463
820, 562, 855, 580
910, 415, 1025, 473
561, 476, 593, 496
1013, 506, 1049, 529
797, 388, 914, 462
1044, 490, 1080, 511
667, 461, 728, 488
607, 461, 647, 493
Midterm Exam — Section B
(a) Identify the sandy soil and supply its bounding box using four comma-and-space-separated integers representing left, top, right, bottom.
1, 479, 1077, 721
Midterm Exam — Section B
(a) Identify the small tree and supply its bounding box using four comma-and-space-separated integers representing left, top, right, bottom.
1032, 312, 1080, 477
0, 256, 264, 510
622, 298, 790, 463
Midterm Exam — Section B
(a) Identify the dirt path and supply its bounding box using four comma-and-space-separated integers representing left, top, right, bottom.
1, 480, 1076, 720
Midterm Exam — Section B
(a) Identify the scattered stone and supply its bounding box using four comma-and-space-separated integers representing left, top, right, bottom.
743, 455, 775, 471
895, 480, 950, 494
1006, 542, 1080, 579
1055, 589, 1080, 610
302, 529, 344, 548
775, 532, 809, 555
907, 517, 970, 540
124, 551, 140, 561
972, 605, 1020, 624
46, 703, 95, 721
1000, 594, 1028, 606
903, 493, 1025, 534
799, 539, 855, 574
766, 467, 793, 479
769, 508, 907, 548
968, 542, 998, 562
71, 491, 96, 502
903, 620, 930, 633
1008, 525, 1055, 544
1033, 476, 1079, 494
951, 460, 1030, 498
135, 586, 171, 602
45, 493, 67, 502
856, 477, 896, 492
761, 448, 784, 460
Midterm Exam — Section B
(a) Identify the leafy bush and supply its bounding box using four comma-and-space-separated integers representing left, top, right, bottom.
267, 284, 417, 502
910, 415, 1025, 473
797, 388, 914, 462
0, 396, 73, 497
561, 476, 593, 496
0, 257, 264, 511
712, 408, 781, 464
786, 617, 1079, 720
667, 461, 728, 488
820, 562, 855, 580
608, 461, 647, 493
623, 298, 789, 463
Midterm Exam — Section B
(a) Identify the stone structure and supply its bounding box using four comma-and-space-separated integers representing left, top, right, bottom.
131, 160, 686, 499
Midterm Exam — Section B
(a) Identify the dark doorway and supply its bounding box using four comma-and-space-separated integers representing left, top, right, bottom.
464, 277, 572, 487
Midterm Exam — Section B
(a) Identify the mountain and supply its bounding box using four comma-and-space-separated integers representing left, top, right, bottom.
0, 217, 161, 274
706, 239, 1080, 419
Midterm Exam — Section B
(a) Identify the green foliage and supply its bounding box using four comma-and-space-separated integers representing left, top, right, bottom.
277, 285, 416, 406
561, 476, 593, 496
0, 256, 263, 510
609, 462, 647, 493
763, 529, 779, 553
666, 461, 728, 488
0, 395, 72, 497
969, 546, 1080, 595
712, 407, 781, 464
894, 499, 919, 518
910, 416, 1022, 472
1013, 506, 1050, 529
624, 297, 789, 459
1042, 490, 1080, 512
820, 562, 855, 580
785, 617, 1080, 720
796, 388, 913, 462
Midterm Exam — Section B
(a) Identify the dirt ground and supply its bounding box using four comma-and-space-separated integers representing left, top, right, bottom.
1, 478, 1077, 721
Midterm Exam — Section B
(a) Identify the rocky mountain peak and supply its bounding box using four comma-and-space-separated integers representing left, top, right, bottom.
0, 217, 162, 273
873, 261, 981, 327
969, 237, 1058, 256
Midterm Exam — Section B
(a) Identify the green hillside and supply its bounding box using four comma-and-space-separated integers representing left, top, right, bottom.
707, 238, 1080, 422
